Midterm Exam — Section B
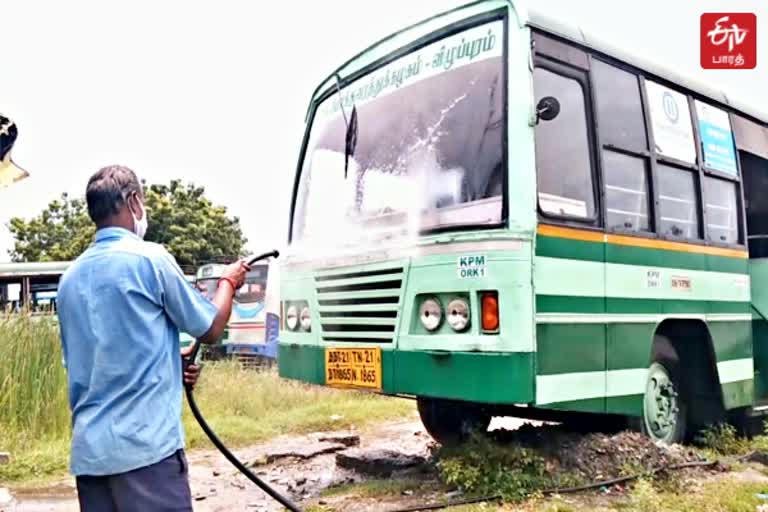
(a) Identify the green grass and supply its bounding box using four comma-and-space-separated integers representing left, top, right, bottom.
0, 313, 414, 484
321, 477, 427, 498
182, 361, 414, 449
313, 478, 768, 511
434, 435, 583, 502
617, 477, 767, 512
0, 315, 70, 483
694, 422, 768, 464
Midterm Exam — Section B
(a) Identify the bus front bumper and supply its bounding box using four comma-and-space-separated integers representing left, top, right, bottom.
277, 344, 534, 404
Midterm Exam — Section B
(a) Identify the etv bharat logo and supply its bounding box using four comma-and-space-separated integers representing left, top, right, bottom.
701, 13, 757, 69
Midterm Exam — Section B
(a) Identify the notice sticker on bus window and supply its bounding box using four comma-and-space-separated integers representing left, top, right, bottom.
695, 100, 738, 176
458, 255, 487, 279
646, 80, 696, 164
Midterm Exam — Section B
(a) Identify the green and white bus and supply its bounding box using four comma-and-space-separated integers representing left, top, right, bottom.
278, 0, 768, 444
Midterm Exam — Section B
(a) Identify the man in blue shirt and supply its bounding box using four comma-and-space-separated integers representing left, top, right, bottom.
57, 165, 249, 511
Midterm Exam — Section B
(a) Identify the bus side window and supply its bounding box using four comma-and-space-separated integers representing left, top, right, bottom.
533, 64, 596, 220
591, 59, 653, 234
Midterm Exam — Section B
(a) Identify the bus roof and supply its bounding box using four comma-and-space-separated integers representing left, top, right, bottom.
0, 261, 71, 278
1, 261, 192, 283
307, 0, 767, 126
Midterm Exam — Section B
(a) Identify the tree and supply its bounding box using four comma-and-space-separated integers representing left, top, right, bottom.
143, 180, 247, 269
7, 180, 247, 269
7, 193, 95, 262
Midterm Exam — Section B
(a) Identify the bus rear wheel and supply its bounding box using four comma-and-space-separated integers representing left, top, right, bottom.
636, 337, 688, 444
417, 397, 491, 446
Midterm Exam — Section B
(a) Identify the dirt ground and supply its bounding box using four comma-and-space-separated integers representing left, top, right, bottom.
4, 412, 447, 512
3, 415, 766, 512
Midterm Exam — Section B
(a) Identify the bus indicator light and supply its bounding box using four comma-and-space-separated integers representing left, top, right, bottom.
481, 292, 499, 333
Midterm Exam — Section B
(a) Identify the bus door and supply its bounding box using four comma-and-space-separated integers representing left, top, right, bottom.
735, 114, 768, 403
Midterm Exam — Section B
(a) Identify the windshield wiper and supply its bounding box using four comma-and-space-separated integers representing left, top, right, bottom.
333, 73, 358, 179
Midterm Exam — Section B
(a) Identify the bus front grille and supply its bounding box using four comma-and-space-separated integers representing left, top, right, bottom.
314, 266, 404, 343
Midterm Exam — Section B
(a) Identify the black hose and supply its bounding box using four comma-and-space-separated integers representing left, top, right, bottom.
183, 250, 303, 512
184, 385, 302, 512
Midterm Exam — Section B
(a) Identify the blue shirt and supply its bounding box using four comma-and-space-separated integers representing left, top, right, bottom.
57, 227, 218, 476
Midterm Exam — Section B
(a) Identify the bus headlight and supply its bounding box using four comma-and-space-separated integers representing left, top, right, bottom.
285, 304, 299, 331
299, 305, 312, 332
446, 298, 470, 332
419, 297, 443, 332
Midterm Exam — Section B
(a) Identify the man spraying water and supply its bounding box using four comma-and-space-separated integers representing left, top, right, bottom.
57, 165, 250, 511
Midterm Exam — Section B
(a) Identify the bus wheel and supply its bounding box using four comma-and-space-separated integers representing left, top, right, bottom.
416, 397, 491, 446
639, 339, 688, 444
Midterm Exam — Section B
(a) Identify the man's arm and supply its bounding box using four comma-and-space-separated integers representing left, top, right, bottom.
154, 248, 248, 344
197, 263, 248, 344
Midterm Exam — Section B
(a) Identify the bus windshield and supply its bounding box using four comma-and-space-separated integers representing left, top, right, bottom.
236, 265, 268, 304
196, 278, 218, 300
292, 19, 505, 251
195, 265, 268, 304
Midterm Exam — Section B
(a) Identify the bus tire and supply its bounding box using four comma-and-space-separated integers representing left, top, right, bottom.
416, 397, 491, 446
634, 335, 688, 444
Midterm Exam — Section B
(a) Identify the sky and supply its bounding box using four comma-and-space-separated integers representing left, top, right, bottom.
1, 0, 766, 261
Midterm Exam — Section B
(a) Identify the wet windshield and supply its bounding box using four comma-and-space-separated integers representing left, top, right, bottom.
292, 19, 505, 251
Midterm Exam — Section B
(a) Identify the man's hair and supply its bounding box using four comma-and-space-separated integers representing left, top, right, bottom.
85, 165, 144, 224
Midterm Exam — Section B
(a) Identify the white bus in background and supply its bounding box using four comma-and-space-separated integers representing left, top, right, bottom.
183, 260, 280, 366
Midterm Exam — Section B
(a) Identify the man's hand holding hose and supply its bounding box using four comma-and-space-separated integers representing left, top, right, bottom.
182, 259, 250, 388
197, 260, 250, 345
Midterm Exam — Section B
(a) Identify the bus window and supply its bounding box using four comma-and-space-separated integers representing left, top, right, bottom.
236, 267, 268, 304
704, 176, 740, 244
592, 59, 652, 233
534, 65, 595, 219
592, 60, 647, 150
645, 80, 697, 165
236, 281, 265, 304
602, 151, 651, 232
291, 20, 505, 247
657, 163, 701, 239
196, 279, 218, 300
0, 281, 22, 313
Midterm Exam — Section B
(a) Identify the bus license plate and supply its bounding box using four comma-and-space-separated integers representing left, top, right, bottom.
325, 348, 382, 390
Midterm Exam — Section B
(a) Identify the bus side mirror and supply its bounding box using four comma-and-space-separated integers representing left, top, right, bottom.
536, 96, 560, 123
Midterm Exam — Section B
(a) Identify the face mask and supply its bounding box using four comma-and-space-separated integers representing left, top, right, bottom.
131, 198, 148, 239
